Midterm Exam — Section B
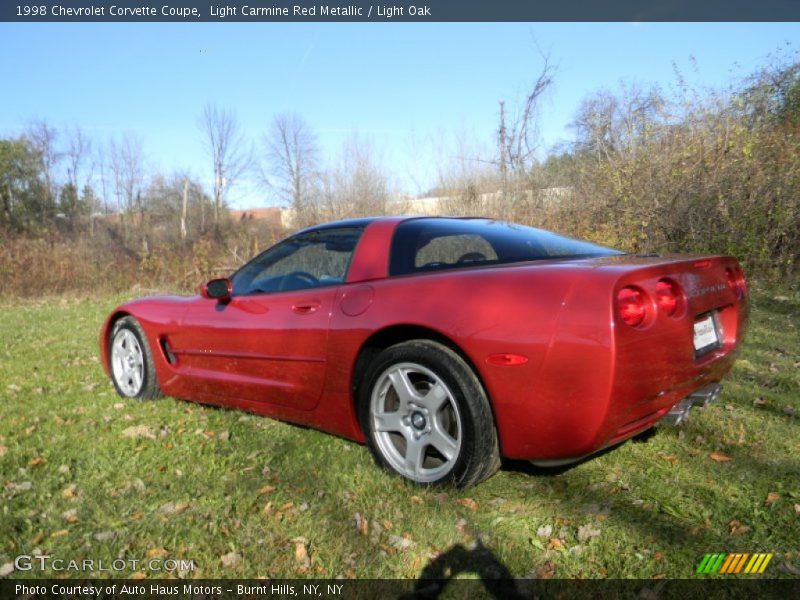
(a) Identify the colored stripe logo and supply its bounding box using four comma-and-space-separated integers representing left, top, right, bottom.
696, 553, 773, 574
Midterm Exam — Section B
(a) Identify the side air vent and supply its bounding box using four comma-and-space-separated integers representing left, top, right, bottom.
160, 337, 177, 365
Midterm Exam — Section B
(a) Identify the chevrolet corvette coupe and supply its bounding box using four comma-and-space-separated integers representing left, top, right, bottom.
100, 217, 748, 487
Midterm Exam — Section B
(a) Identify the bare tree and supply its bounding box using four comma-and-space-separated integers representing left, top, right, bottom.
199, 103, 250, 225
109, 134, 144, 214
26, 120, 61, 224
261, 113, 320, 215
108, 134, 146, 246
64, 126, 94, 232
65, 126, 92, 190
496, 56, 555, 197
319, 133, 390, 222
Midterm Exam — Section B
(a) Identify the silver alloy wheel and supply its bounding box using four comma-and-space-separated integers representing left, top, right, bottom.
111, 328, 145, 397
370, 362, 462, 483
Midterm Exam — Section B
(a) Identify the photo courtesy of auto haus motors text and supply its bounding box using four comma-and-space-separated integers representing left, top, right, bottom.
14, 583, 344, 597
1, 0, 799, 595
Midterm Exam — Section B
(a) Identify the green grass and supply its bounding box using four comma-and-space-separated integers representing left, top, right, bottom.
0, 286, 798, 580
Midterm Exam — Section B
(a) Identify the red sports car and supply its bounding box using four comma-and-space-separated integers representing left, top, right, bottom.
100, 217, 748, 487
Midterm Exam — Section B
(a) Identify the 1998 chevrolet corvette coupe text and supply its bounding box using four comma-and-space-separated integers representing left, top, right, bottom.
100, 217, 748, 487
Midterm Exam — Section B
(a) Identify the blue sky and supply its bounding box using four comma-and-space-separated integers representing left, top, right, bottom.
1, 22, 797, 208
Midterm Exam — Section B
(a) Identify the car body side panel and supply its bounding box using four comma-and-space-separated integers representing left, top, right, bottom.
326, 264, 592, 455
164, 287, 336, 411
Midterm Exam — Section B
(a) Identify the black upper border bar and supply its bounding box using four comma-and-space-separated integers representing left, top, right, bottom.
2, 0, 800, 23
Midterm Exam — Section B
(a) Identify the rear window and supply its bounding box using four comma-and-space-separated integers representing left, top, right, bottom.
389, 218, 621, 276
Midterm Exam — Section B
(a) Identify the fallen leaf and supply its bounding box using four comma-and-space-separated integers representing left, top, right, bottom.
659, 454, 679, 465
766, 492, 780, 506
257, 485, 276, 496
709, 452, 732, 462
0, 562, 14, 577
654, 551, 665, 561
728, 520, 750, 535
410, 495, 423, 504
219, 431, 230, 442
94, 530, 116, 542
548, 538, 564, 549
121, 425, 156, 440
577, 524, 601, 542
158, 502, 190, 515
389, 534, 415, 551
537, 525, 553, 538
50, 529, 69, 538
113, 403, 125, 410
456, 518, 468, 535
62, 484, 77, 499
280, 502, 294, 511
354, 513, 368, 536
58, 464, 70, 475
382, 519, 393, 530
457, 498, 478, 512
294, 541, 311, 569
753, 397, 768, 407
62, 509, 78, 523
131, 572, 147, 580
220, 551, 241, 569
795, 504, 800, 516
0, 446, 7, 457
30, 532, 45, 545
536, 561, 556, 579
147, 547, 168, 559
29, 456, 46, 467
130, 511, 144, 521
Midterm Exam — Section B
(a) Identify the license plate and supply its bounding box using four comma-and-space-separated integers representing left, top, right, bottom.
693, 314, 719, 353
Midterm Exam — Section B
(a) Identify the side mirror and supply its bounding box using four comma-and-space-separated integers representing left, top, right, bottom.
201, 278, 232, 302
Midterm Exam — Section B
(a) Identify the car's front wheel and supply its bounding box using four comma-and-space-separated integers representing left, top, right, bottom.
109, 316, 162, 400
359, 340, 500, 487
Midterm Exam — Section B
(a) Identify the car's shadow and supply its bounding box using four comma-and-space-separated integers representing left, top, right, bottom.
402, 540, 526, 600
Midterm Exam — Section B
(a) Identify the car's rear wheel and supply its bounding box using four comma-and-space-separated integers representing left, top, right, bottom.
109, 316, 161, 400
359, 340, 500, 487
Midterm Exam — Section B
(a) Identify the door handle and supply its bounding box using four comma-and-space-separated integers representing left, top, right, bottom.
292, 301, 321, 314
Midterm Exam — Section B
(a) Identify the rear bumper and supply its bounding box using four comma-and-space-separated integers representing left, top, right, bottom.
530, 381, 723, 467
499, 342, 740, 461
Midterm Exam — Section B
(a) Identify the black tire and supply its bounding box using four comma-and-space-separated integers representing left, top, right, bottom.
358, 340, 500, 488
108, 316, 162, 400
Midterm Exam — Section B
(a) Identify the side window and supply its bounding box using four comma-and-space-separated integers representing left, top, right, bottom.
415, 234, 498, 270
231, 228, 362, 295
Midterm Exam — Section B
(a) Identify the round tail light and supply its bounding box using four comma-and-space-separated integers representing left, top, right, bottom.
617, 286, 648, 327
656, 279, 682, 317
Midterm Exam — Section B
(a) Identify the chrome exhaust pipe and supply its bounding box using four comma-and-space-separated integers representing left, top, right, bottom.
688, 383, 722, 407
662, 397, 694, 426
662, 382, 722, 426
